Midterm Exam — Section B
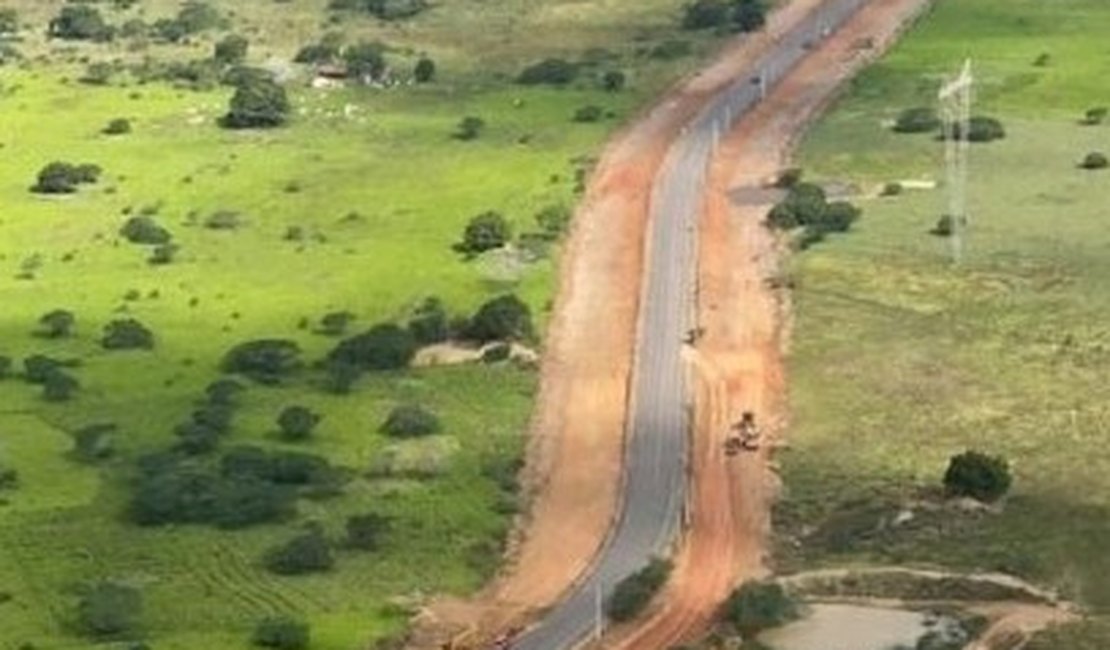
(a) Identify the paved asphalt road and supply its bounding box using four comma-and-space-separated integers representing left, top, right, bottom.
514, 1, 869, 648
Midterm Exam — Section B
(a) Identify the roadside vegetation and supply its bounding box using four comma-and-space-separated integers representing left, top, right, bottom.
780, 0, 1110, 645
0, 0, 748, 648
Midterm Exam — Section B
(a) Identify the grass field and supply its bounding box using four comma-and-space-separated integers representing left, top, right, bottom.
0, 0, 729, 647
780, 0, 1110, 643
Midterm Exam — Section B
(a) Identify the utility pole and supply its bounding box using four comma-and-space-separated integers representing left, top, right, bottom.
938, 59, 973, 265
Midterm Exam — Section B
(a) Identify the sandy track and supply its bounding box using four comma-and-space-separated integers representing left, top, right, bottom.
603, 1, 935, 648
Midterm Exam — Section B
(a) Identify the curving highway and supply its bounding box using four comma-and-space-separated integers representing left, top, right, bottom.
513, 1, 870, 648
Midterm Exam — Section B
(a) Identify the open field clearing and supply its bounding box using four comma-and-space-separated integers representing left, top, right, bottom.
780, 0, 1110, 644
0, 0, 738, 647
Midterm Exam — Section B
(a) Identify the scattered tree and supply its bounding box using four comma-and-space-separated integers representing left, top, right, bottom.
459, 211, 510, 253
380, 404, 441, 438
1080, 152, 1108, 170
931, 214, 955, 237
408, 297, 450, 345
0, 8, 18, 35
214, 34, 249, 65
278, 406, 322, 441
104, 118, 133, 135
206, 378, 245, 406
37, 309, 75, 339
253, 616, 310, 650
343, 41, 387, 81
222, 339, 302, 384
944, 116, 1006, 142
944, 450, 1012, 503
32, 161, 101, 194
317, 311, 354, 337
148, 243, 179, 265
328, 324, 417, 371
413, 56, 436, 82
607, 558, 672, 621
101, 319, 155, 350
223, 77, 290, 129
454, 116, 485, 141
892, 107, 941, 134
467, 294, 533, 342
264, 527, 334, 575
73, 424, 117, 462
43, 371, 79, 402
517, 58, 578, 85
573, 105, 604, 123
120, 216, 172, 245
77, 582, 142, 638
1082, 106, 1108, 126
49, 5, 114, 41
722, 581, 800, 637
345, 513, 391, 550
601, 70, 626, 92
535, 204, 571, 239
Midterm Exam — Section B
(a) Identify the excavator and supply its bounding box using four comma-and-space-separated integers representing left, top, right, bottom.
725, 411, 760, 456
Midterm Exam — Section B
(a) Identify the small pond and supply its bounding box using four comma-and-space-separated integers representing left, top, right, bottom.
759, 603, 968, 650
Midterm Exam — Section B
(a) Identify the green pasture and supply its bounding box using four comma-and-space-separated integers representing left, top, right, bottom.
782, 0, 1110, 643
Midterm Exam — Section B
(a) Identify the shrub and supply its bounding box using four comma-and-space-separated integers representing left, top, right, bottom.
222, 339, 302, 383
73, 424, 117, 462
346, 513, 391, 550
892, 107, 940, 134
331, 0, 429, 20
944, 450, 1012, 503
328, 324, 417, 371
682, 0, 730, 30
264, 528, 334, 575
1080, 152, 1108, 170
253, 616, 309, 650
77, 582, 142, 637
517, 58, 578, 85
468, 294, 533, 342
214, 34, 249, 65
37, 309, 75, 339
23, 355, 64, 384
102, 319, 155, 350
774, 167, 803, 189
120, 216, 172, 245
944, 116, 1006, 142
43, 371, 79, 402
722, 581, 799, 637
148, 243, 179, 265
103, 118, 132, 135
0, 8, 17, 35
816, 201, 861, 233
1082, 106, 1108, 126
32, 161, 101, 194
49, 5, 114, 41
573, 105, 604, 123
381, 404, 441, 438
459, 211, 510, 253
535, 204, 571, 238
881, 181, 903, 197
766, 182, 827, 229
408, 297, 450, 345
0, 355, 11, 379
607, 558, 672, 622
278, 406, 322, 441
732, 0, 767, 31
223, 77, 289, 129
205, 378, 245, 406
931, 214, 955, 237
454, 116, 485, 141
205, 210, 243, 230
317, 311, 354, 337
0, 465, 17, 490
343, 41, 387, 81
601, 70, 626, 92
413, 57, 436, 82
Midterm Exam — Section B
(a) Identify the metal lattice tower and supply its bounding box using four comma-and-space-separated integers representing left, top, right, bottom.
938, 60, 973, 264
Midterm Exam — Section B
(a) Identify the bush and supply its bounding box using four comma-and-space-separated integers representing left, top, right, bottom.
944, 450, 1012, 503
223, 77, 290, 129
535, 204, 571, 238
331, 0, 429, 20
278, 406, 322, 441
459, 211, 510, 253
346, 513, 391, 550
43, 371, 79, 402
49, 5, 114, 41
103, 118, 132, 135
148, 243, 179, 265
413, 57, 436, 82
0, 355, 11, 379
1082, 106, 1108, 126
121, 216, 172, 245
214, 34, 249, 65
253, 616, 309, 650
601, 70, 626, 92
931, 214, 955, 237
1080, 152, 1108, 170
454, 116, 485, 141
381, 404, 440, 438
73, 424, 117, 462
31, 161, 101, 194
102, 319, 155, 350
816, 201, 861, 233
0, 8, 17, 35
222, 339, 302, 384
683, 0, 766, 32
23, 354, 64, 384
37, 309, 75, 339
205, 378, 245, 406
944, 116, 1006, 143
77, 582, 142, 638
0, 465, 17, 491
517, 58, 578, 85
881, 181, 903, 197
408, 297, 450, 345
204, 210, 243, 230
328, 324, 417, 371
264, 528, 334, 575
468, 294, 533, 342
722, 581, 799, 637
892, 107, 940, 134
573, 105, 604, 123
343, 41, 387, 81
317, 311, 354, 337
607, 558, 672, 622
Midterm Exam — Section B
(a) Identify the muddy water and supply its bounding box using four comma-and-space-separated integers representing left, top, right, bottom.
760, 604, 955, 650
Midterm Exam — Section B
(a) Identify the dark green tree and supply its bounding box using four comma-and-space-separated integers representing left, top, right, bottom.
253, 616, 310, 650
222, 339, 302, 383
517, 58, 578, 85
214, 34, 249, 65
722, 581, 799, 637
607, 558, 672, 621
43, 370, 79, 402
408, 297, 450, 345
328, 324, 417, 371
77, 582, 142, 637
343, 41, 386, 81
264, 528, 334, 575
73, 424, 116, 462
38, 309, 75, 339
101, 319, 155, 350
346, 513, 391, 550
49, 5, 113, 41
380, 404, 440, 438
223, 77, 290, 129
467, 294, 533, 342
944, 450, 1012, 503
454, 116, 486, 141
120, 216, 172, 245
413, 56, 436, 82
459, 211, 510, 253
278, 406, 322, 441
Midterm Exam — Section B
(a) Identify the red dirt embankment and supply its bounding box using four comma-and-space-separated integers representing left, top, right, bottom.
606, 1, 934, 648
